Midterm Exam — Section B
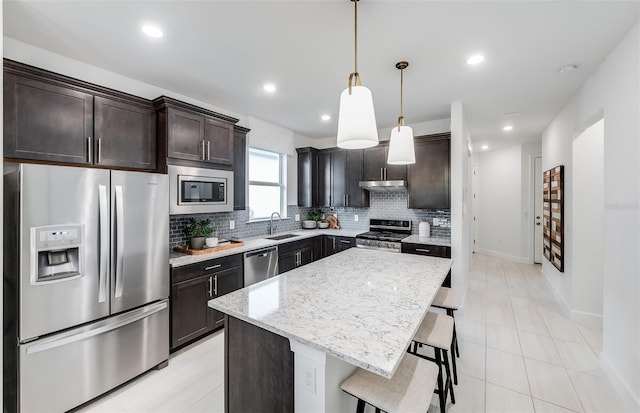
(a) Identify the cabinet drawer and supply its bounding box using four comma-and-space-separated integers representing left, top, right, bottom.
172, 253, 243, 284
401, 243, 451, 258
277, 237, 315, 255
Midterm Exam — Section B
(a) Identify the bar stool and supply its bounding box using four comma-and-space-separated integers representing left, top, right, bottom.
409, 311, 455, 412
341, 352, 440, 413
432, 287, 462, 363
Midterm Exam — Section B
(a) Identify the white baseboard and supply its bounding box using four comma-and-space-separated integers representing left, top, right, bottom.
600, 352, 640, 411
475, 248, 529, 264
570, 309, 603, 328
541, 268, 571, 318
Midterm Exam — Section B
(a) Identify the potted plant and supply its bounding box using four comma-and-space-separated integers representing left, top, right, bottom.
184, 218, 213, 250
304, 210, 323, 229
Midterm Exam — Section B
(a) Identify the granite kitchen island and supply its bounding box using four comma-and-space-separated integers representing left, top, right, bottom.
209, 247, 452, 413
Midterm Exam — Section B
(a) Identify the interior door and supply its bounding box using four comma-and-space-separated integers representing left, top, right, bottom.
534, 157, 543, 263
18, 164, 110, 340
110, 171, 169, 314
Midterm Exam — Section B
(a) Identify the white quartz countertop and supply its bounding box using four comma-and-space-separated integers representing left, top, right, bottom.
209, 248, 452, 378
401, 235, 451, 247
169, 228, 365, 268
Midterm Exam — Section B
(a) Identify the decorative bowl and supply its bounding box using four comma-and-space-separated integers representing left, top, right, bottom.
302, 220, 317, 229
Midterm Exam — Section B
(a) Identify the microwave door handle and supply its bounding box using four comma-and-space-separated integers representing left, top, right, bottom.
114, 185, 125, 298
98, 185, 109, 303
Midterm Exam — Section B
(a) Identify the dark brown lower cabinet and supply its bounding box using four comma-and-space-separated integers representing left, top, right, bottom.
323, 235, 356, 257
278, 237, 317, 274
170, 254, 243, 351
225, 315, 294, 413
401, 242, 452, 287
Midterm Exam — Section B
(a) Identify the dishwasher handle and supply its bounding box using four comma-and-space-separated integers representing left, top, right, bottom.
244, 246, 278, 259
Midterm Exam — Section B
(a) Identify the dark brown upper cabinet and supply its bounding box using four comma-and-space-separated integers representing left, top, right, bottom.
154, 96, 237, 172
296, 147, 319, 207
363, 144, 407, 181
316, 148, 369, 208
233, 126, 249, 211
407, 133, 451, 209
3, 59, 156, 170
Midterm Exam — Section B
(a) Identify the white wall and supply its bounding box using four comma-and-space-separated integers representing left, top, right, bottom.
473, 142, 541, 263
541, 22, 639, 409
572, 119, 604, 324
450, 102, 472, 292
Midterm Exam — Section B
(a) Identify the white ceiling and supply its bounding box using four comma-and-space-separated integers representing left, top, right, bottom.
3, 1, 639, 151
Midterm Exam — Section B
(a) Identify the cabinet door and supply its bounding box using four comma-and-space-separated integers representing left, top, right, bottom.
336, 237, 356, 252
323, 236, 337, 257
167, 108, 204, 161
363, 146, 386, 181
204, 117, 233, 165
299, 246, 314, 267
211, 266, 243, 329
278, 250, 298, 274
318, 151, 332, 207
408, 136, 450, 209
171, 275, 213, 349
346, 150, 368, 207
297, 148, 319, 207
331, 150, 347, 207
384, 147, 407, 181
94, 96, 156, 170
4, 72, 93, 164
234, 128, 247, 210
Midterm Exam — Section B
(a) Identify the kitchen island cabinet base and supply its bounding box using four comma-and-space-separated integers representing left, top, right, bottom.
224, 315, 358, 413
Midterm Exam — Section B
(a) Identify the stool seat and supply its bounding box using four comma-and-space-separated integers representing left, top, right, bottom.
432, 287, 461, 311
341, 353, 438, 413
414, 312, 454, 350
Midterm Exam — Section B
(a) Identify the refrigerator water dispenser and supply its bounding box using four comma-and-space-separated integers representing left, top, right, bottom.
31, 225, 84, 283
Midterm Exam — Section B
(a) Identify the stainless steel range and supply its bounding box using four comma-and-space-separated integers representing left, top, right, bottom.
356, 219, 412, 252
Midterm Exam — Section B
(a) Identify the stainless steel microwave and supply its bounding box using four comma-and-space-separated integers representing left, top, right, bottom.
169, 165, 234, 214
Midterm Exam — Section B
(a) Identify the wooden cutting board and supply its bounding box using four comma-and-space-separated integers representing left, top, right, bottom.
174, 240, 244, 255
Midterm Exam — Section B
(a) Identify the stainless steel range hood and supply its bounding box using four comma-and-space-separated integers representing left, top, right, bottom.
358, 180, 407, 192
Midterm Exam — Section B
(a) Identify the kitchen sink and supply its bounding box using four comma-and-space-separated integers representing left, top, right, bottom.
266, 233, 299, 241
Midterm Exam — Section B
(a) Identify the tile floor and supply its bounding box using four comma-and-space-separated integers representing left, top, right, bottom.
79, 253, 631, 413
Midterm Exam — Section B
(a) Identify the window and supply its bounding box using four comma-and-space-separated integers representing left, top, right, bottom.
248, 147, 286, 220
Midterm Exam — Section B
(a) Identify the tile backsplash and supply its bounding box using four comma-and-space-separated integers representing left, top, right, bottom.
169, 190, 450, 248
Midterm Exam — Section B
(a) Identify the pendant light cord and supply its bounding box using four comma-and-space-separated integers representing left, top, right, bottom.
354, 0, 358, 75
400, 68, 404, 118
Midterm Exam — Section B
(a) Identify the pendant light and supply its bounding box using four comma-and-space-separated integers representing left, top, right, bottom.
387, 61, 415, 165
336, 0, 379, 149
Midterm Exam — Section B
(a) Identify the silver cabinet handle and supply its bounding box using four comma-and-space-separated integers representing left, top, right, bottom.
97, 137, 102, 164
87, 137, 92, 163
213, 275, 218, 296
339, 240, 351, 244
384, 168, 388, 180
209, 276, 213, 297
98, 185, 109, 303
114, 185, 125, 298
416, 248, 431, 253
205, 264, 222, 271
333, 238, 336, 249
380, 167, 384, 180
201, 140, 206, 160
207, 141, 211, 160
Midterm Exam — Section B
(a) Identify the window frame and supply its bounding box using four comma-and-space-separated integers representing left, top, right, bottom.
247, 147, 287, 221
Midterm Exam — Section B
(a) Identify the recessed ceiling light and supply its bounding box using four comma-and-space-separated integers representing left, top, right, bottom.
481, 145, 489, 150
466, 54, 485, 65
321, 114, 331, 121
141, 24, 163, 39
263, 83, 277, 93
503, 125, 513, 132
558, 64, 579, 74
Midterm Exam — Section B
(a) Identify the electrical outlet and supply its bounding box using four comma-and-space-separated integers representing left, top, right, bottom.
302, 367, 316, 394
295, 214, 300, 221
354, 214, 359, 222
229, 220, 235, 230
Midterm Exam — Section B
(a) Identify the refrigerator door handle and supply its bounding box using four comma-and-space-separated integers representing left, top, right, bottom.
98, 185, 109, 303
114, 185, 125, 298
25, 301, 168, 355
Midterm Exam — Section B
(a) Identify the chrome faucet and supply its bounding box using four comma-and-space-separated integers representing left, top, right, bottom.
269, 212, 281, 235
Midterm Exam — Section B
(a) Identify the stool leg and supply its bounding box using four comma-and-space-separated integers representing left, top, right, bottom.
443, 350, 456, 405
435, 348, 446, 413
450, 336, 458, 385
375, 409, 381, 413
356, 399, 365, 413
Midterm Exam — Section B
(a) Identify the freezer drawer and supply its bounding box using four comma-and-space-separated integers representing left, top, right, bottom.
19, 300, 169, 413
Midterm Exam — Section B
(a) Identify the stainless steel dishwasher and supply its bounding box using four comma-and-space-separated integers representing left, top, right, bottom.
243, 246, 279, 287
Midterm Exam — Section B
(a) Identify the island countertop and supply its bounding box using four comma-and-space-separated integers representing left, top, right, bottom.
209, 247, 452, 378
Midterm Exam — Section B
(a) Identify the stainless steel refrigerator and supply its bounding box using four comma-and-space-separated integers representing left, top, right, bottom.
3, 163, 170, 413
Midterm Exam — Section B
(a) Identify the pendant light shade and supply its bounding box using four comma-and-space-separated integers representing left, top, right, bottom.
387, 61, 415, 165
388, 125, 415, 164
337, 84, 378, 149
336, 0, 379, 149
